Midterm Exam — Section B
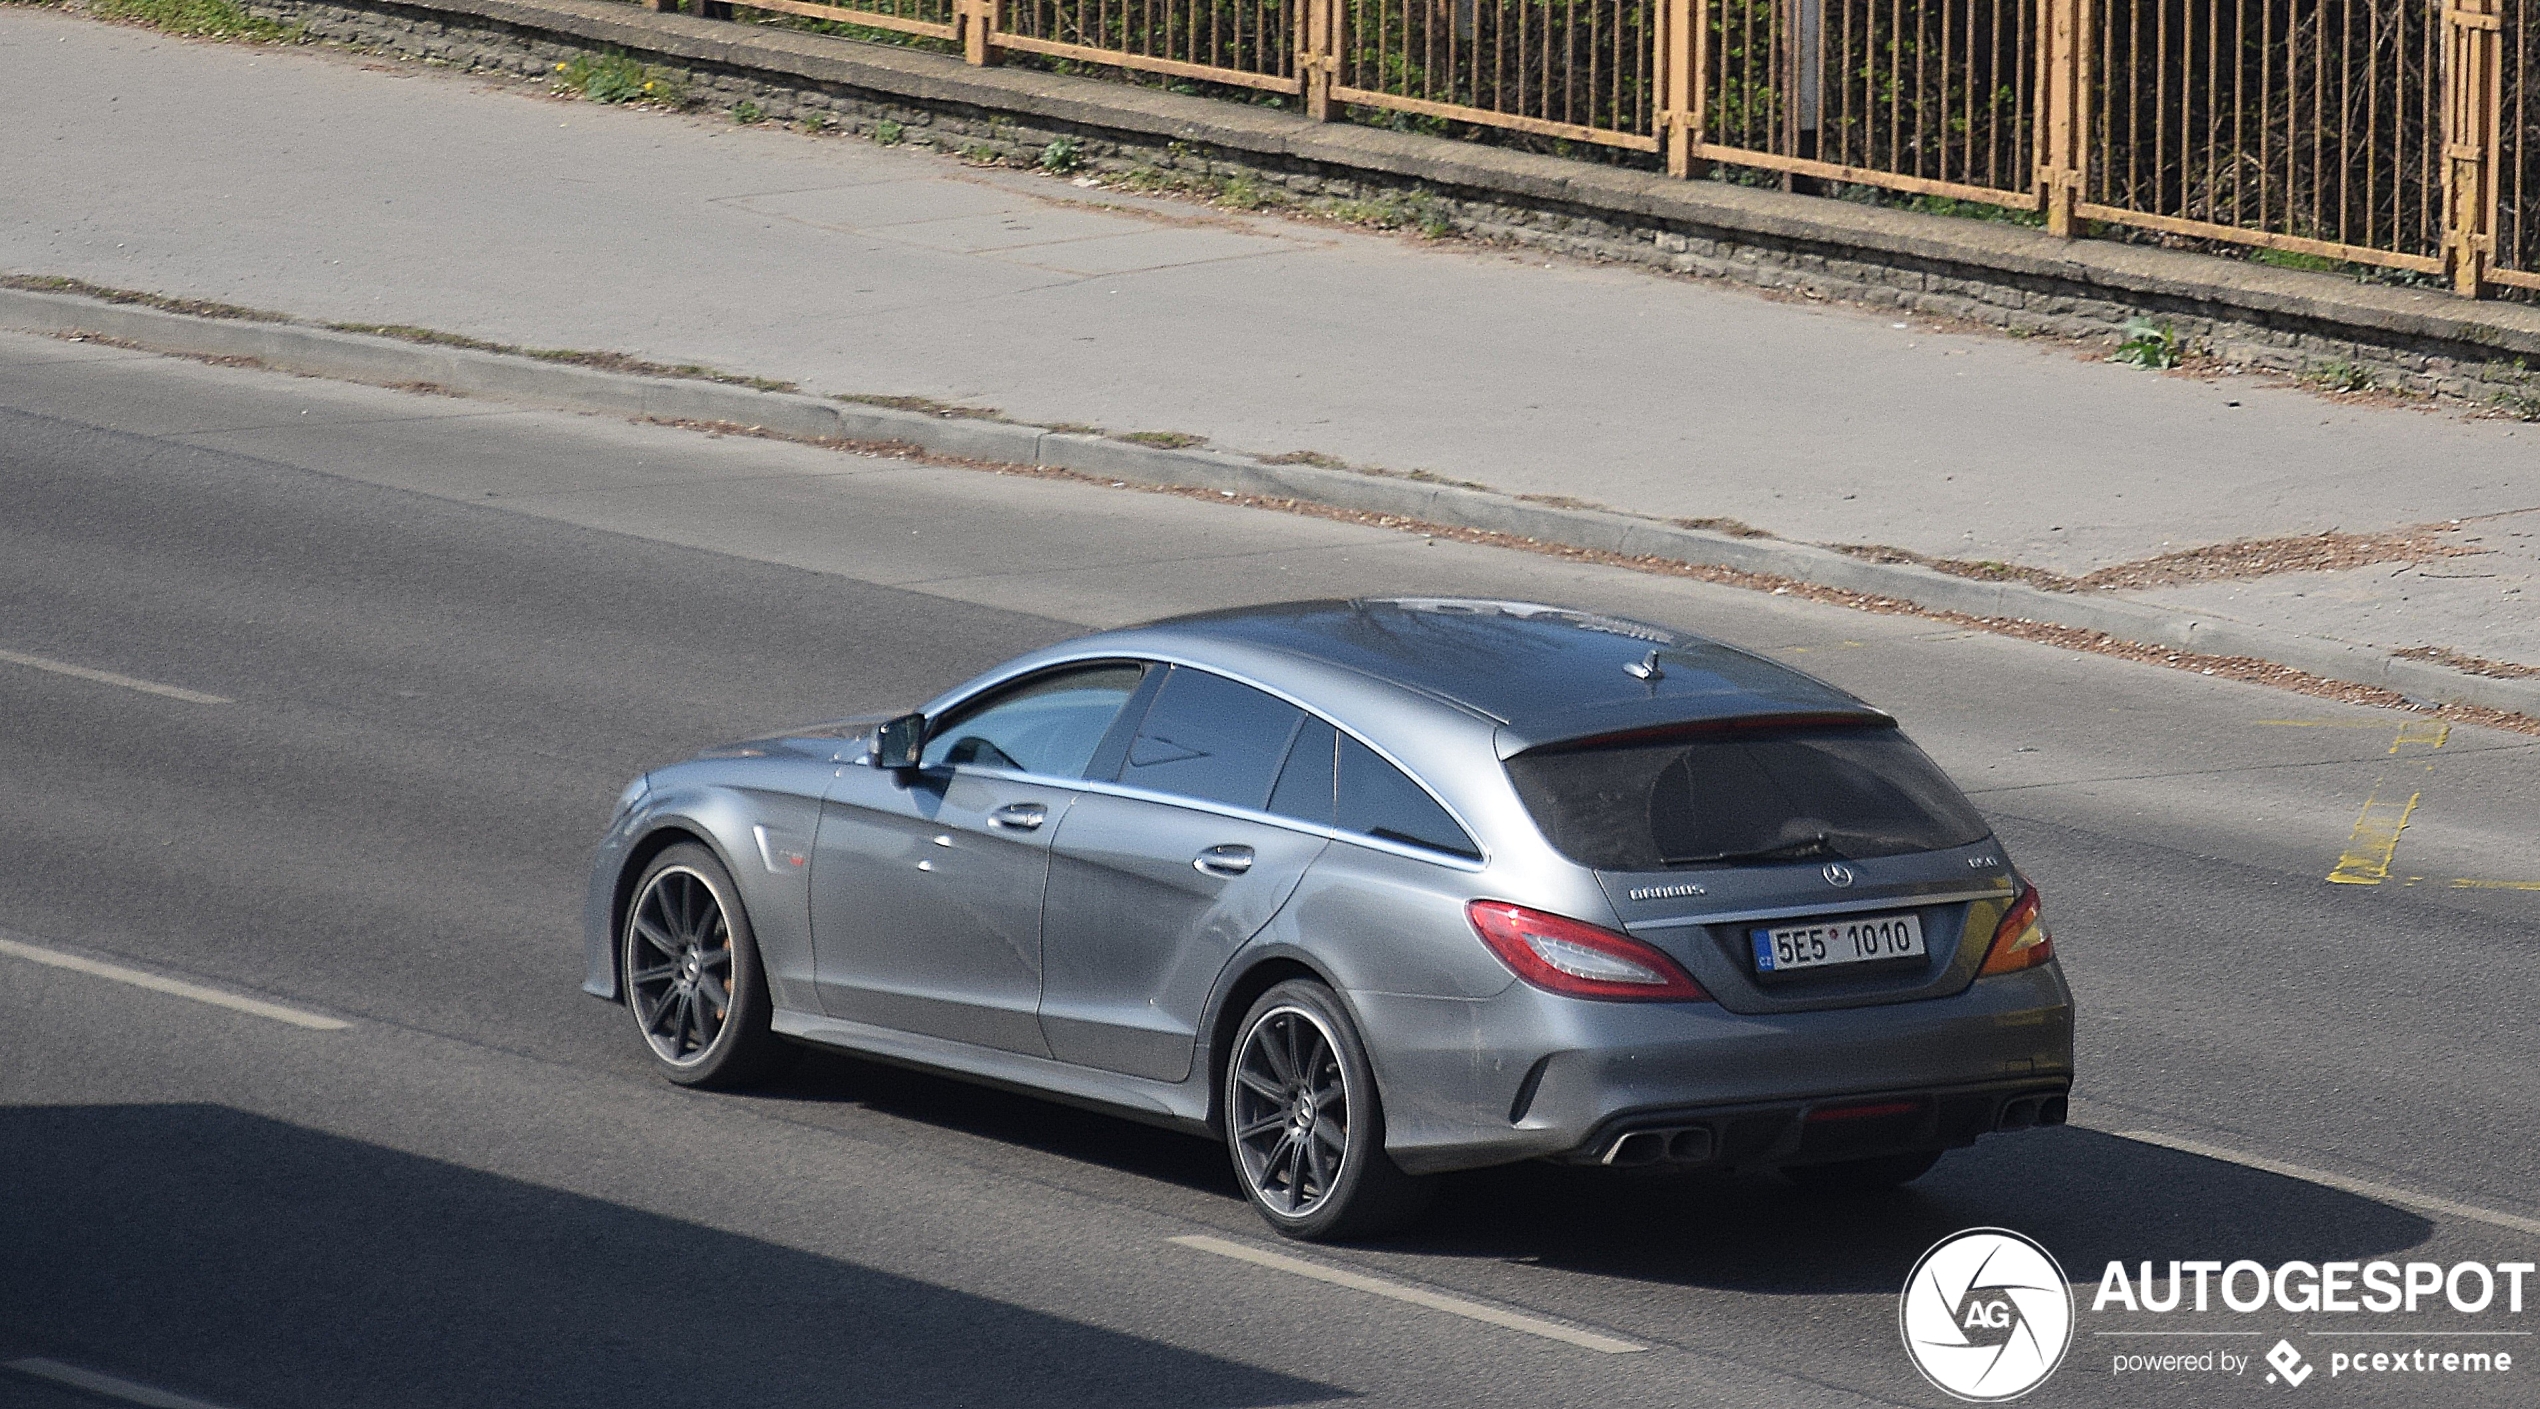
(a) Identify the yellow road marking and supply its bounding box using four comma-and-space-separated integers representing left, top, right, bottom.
2323, 723, 2448, 886
2328, 791, 2420, 885
2450, 878, 2540, 892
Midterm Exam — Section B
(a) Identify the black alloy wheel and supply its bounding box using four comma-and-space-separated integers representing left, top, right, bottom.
622, 842, 793, 1088
1225, 979, 1432, 1241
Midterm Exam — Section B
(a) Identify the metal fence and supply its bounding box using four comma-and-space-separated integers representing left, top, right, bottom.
1329, 0, 1662, 149
1693, 0, 2040, 202
684, 0, 2540, 297
996, 0, 1300, 89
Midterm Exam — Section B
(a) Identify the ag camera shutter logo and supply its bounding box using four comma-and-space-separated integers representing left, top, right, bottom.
1900, 1228, 2075, 1401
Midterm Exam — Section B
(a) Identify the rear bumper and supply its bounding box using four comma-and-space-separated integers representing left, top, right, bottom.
1362, 962, 2074, 1175
1557, 1077, 2071, 1170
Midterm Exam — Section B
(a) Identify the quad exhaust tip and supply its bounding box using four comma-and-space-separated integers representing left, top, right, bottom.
1996, 1094, 2070, 1132
1601, 1126, 1715, 1167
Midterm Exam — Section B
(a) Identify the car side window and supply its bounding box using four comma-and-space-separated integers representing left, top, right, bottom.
1265, 717, 1337, 825
1118, 667, 1306, 810
920, 664, 1146, 778
1337, 735, 1480, 859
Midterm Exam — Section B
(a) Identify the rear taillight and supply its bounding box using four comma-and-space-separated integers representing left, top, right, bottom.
1466, 901, 1711, 1002
1978, 886, 2055, 977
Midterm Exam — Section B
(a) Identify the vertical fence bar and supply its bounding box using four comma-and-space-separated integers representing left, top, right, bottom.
1307, 0, 1338, 117
2446, 0, 2505, 293
2039, 0, 2085, 232
1664, 0, 1698, 173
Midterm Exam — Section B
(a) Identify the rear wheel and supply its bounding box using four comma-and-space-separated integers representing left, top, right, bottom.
622, 843, 794, 1089
1780, 1149, 1943, 1193
1225, 979, 1434, 1241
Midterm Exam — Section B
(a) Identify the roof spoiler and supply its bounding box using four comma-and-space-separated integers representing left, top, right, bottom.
1501, 710, 1895, 759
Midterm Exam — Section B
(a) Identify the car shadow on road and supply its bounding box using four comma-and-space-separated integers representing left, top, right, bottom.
0, 1103, 1344, 1409
1396, 1125, 2438, 1295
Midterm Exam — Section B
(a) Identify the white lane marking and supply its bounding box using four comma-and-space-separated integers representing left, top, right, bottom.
0, 647, 231, 704
1169, 1234, 1647, 1353
0, 936, 349, 1031
2115, 1130, 2540, 1238
6, 1359, 243, 1409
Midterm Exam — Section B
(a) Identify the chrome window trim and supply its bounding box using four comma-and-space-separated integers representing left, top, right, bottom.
1621, 885, 2013, 931
912, 647, 1493, 871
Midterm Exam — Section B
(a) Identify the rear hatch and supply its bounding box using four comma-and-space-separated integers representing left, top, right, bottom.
1505, 717, 2019, 1013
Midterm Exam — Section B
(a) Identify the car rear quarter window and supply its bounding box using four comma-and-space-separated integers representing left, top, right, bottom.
921, 664, 1145, 778
1504, 723, 1989, 871
1118, 667, 1307, 810
1336, 735, 1480, 860
1266, 716, 1338, 825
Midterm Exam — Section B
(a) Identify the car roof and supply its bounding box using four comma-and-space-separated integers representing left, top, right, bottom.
1115, 598, 1883, 754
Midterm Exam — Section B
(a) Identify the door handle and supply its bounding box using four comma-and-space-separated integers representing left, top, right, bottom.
987, 802, 1048, 831
1194, 844, 1255, 876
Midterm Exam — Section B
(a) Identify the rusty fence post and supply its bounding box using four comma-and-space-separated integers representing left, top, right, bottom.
2444, 0, 2504, 296
1304, 0, 1340, 120
2036, 0, 2087, 235
1661, 0, 1698, 177
961, 0, 998, 64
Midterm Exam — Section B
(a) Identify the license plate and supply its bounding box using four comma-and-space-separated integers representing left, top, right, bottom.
1751, 912, 1926, 974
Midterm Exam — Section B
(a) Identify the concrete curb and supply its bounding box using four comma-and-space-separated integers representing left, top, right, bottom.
10, 284, 2536, 719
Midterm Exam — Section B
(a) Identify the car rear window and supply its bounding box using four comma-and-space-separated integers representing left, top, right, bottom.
1504, 723, 1989, 871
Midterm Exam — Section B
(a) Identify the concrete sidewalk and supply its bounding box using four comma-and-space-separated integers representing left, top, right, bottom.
4, 6, 2534, 677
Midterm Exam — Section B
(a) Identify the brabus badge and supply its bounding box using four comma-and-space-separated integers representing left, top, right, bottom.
1627, 883, 1708, 902
1823, 863, 1856, 888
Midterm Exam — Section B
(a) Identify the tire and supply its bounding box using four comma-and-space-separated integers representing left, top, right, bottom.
1224, 979, 1434, 1241
621, 842, 795, 1089
1780, 1149, 1944, 1193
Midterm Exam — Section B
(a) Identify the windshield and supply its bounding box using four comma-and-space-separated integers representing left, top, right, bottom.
1505, 723, 1989, 871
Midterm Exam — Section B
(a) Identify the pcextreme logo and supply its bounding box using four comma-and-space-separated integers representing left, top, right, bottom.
1900, 1228, 2076, 1401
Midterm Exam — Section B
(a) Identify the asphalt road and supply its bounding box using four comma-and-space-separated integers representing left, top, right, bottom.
3, 331, 2537, 1408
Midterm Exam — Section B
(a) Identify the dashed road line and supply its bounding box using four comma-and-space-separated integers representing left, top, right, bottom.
2113, 1130, 2540, 1239
0, 646, 231, 704
6, 1359, 242, 1409
1169, 1234, 1647, 1354
0, 935, 349, 1031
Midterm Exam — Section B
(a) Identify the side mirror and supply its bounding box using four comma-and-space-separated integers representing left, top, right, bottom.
870, 712, 925, 770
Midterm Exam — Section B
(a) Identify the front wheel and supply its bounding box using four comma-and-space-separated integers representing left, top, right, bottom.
1225, 979, 1434, 1241
621, 842, 794, 1089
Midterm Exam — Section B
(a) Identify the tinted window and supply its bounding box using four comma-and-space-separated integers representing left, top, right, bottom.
1504, 724, 1989, 871
1337, 736, 1478, 859
921, 665, 1144, 777
1266, 717, 1337, 825
1119, 667, 1306, 810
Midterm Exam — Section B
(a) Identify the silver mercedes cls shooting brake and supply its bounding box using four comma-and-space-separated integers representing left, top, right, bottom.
584, 598, 2074, 1239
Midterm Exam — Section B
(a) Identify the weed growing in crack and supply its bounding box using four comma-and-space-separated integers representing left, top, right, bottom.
2110, 316, 2182, 369
2313, 360, 2375, 393
556, 51, 681, 105
92, 0, 296, 40
732, 99, 765, 124
873, 118, 905, 145
1040, 136, 1082, 173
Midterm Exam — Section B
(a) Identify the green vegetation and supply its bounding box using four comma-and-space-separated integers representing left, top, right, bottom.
873, 118, 905, 145
2311, 360, 2375, 393
732, 99, 765, 124
2252, 246, 2341, 273
2110, 317, 2183, 370
90, 0, 296, 40
555, 51, 683, 106
1039, 136, 1082, 174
